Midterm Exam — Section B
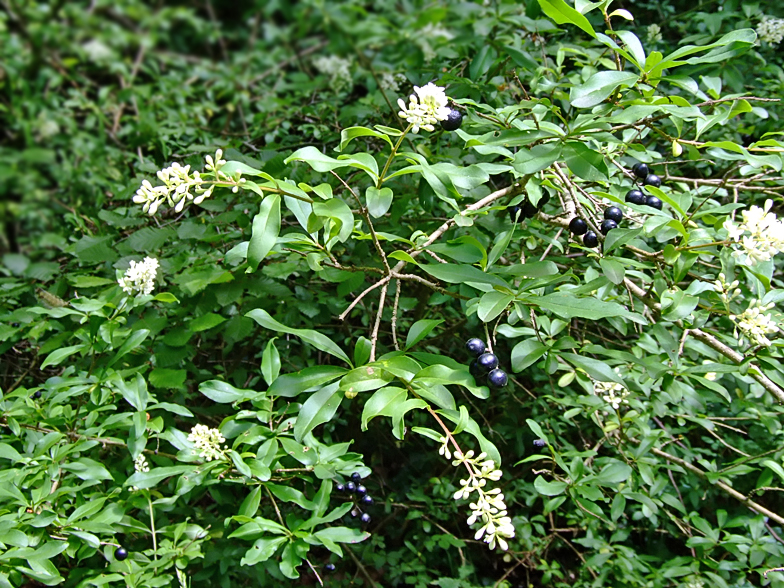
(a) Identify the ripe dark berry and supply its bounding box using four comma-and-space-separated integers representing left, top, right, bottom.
487, 368, 508, 388
346, 482, 356, 492
625, 189, 645, 205
440, 108, 463, 131
351, 472, 362, 482
533, 439, 547, 447
600, 219, 617, 235
11, 322, 20, 328
569, 217, 588, 235
508, 205, 522, 223
360, 513, 371, 524
521, 200, 538, 218
632, 162, 649, 179
115, 547, 128, 561
536, 193, 551, 210
361, 494, 373, 504
325, 563, 336, 572
646, 196, 663, 210
604, 206, 623, 223
643, 174, 662, 188
469, 361, 483, 380
466, 338, 486, 357
33, 391, 42, 399
583, 231, 599, 248
477, 353, 499, 372
336, 483, 345, 492
357, 485, 367, 495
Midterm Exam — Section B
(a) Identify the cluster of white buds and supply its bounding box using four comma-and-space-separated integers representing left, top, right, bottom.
133, 149, 236, 216
713, 272, 741, 305
397, 83, 451, 133
118, 256, 159, 296
646, 24, 663, 43
378, 72, 407, 93
129, 453, 151, 491
313, 55, 353, 92
594, 380, 630, 411
723, 200, 784, 264
730, 299, 780, 347
187, 424, 227, 461
758, 16, 784, 45
448, 449, 515, 551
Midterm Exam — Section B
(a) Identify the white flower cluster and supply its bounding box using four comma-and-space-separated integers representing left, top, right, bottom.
313, 55, 353, 92
118, 256, 159, 296
723, 200, 784, 264
758, 16, 784, 45
397, 83, 451, 133
594, 380, 630, 410
134, 453, 150, 473
133, 150, 229, 216
414, 24, 454, 62
730, 299, 780, 347
188, 424, 227, 461
646, 23, 662, 43
713, 272, 741, 306
450, 449, 515, 551
379, 72, 407, 93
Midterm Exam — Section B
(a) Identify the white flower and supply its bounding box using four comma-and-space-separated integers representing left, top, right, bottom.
723, 200, 784, 264
594, 376, 630, 411
134, 453, 150, 473
730, 300, 780, 347
313, 55, 353, 92
187, 424, 226, 461
397, 83, 451, 133
379, 72, 406, 93
118, 257, 159, 296
758, 16, 784, 45
702, 360, 718, 382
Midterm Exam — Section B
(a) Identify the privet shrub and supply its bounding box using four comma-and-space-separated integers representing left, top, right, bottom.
2, 1, 784, 587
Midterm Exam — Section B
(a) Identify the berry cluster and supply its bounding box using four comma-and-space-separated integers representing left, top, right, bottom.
507, 194, 551, 223
336, 472, 373, 524
568, 203, 625, 248
465, 338, 508, 388
625, 162, 663, 210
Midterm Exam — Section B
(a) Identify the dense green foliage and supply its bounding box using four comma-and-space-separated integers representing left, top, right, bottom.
3, 1, 784, 587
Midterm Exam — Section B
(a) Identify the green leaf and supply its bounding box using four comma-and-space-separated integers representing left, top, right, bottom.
532, 292, 645, 324
314, 527, 370, 544
240, 536, 287, 567
562, 142, 609, 181
125, 466, 196, 489
560, 352, 624, 385
248, 194, 281, 272
570, 71, 639, 108
420, 263, 509, 289
247, 309, 352, 365
267, 366, 347, 397
511, 339, 548, 372
537, 0, 596, 37
107, 328, 150, 367
366, 186, 394, 218
41, 344, 86, 369
534, 475, 568, 496
200, 380, 260, 403
294, 383, 343, 442
312, 197, 354, 243
338, 126, 393, 151
405, 319, 443, 349
477, 291, 514, 322
262, 338, 281, 386
596, 461, 632, 486
413, 364, 489, 400
149, 368, 187, 390
361, 386, 407, 430
189, 313, 226, 332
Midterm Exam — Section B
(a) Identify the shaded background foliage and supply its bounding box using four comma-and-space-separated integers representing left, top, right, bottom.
2, 0, 784, 587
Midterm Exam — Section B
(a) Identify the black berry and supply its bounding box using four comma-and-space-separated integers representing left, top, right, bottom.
360, 513, 371, 523
477, 353, 499, 372
469, 361, 483, 380
11, 322, 20, 328
569, 217, 588, 235
115, 547, 128, 561
521, 200, 538, 218
336, 483, 345, 492
508, 205, 522, 223
533, 439, 547, 447
646, 196, 663, 210
600, 219, 617, 235
465, 338, 486, 357
361, 494, 373, 504
346, 482, 356, 492
356, 485, 367, 495
583, 231, 599, 248
536, 193, 551, 210
604, 206, 623, 223
643, 174, 662, 188
632, 162, 649, 179
351, 472, 362, 482
325, 563, 336, 572
487, 368, 508, 388
625, 189, 646, 205
440, 108, 463, 131
33, 391, 42, 399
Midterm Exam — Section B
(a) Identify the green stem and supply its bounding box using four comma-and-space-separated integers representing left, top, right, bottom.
377, 125, 411, 188
148, 493, 158, 561
676, 240, 729, 252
